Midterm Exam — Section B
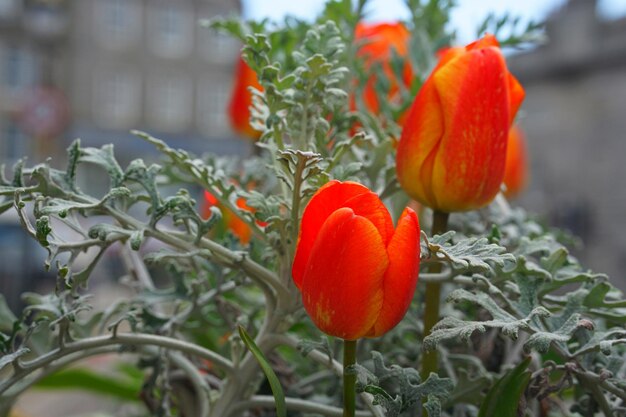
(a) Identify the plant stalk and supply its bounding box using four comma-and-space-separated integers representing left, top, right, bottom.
343, 339, 357, 417
421, 210, 450, 380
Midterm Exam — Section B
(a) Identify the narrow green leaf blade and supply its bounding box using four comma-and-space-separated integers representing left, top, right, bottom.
478, 357, 531, 417
238, 325, 286, 417
33, 367, 142, 402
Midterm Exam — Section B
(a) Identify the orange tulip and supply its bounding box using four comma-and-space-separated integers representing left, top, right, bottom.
503, 125, 529, 199
396, 34, 525, 212
292, 180, 420, 340
354, 22, 412, 117
202, 191, 264, 244
228, 57, 263, 140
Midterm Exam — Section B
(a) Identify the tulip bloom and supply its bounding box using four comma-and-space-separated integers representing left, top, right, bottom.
396, 34, 525, 212
202, 191, 265, 244
354, 22, 412, 118
503, 125, 529, 199
292, 180, 420, 340
228, 57, 263, 140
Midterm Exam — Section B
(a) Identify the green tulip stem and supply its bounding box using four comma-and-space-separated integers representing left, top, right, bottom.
343, 339, 357, 417
421, 210, 450, 381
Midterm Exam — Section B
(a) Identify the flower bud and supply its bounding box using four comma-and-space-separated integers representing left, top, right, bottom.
396, 34, 525, 212
354, 22, 412, 118
228, 57, 263, 140
503, 125, 529, 199
292, 180, 420, 340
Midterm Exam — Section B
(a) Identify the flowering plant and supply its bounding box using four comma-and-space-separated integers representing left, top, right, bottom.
0, 2, 624, 417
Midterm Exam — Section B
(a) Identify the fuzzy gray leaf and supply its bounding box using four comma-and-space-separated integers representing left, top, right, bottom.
0, 347, 30, 372
524, 313, 585, 353
572, 328, 626, 356
424, 290, 551, 351
354, 351, 453, 416
427, 232, 515, 276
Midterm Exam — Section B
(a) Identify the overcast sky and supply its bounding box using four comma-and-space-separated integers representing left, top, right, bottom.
243, 0, 626, 43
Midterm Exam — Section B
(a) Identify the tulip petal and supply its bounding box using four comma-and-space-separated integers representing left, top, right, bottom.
356, 22, 410, 59
434, 46, 464, 72
503, 125, 528, 198
396, 76, 445, 208
430, 47, 511, 212
292, 181, 393, 288
466, 33, 499, 50
228, 58, 263, 139
507, 73, 525, 124
301, 207, 388, 340
367, 208, 420, 337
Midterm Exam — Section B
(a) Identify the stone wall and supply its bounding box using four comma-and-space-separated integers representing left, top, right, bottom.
508, 0, 626, 288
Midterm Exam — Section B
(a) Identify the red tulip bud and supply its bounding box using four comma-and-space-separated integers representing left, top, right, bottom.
396, 34, 525, 212
292, 180, 420, 340
228, 57, 263, 140
503, 124, 529, 199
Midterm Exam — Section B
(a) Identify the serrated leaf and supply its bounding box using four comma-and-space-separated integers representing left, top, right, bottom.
478, 357, 531, 417
354, 351, 453, 416
79, 145, 124, 187
427, 232, 515, 276
0, 347, 30, 372
424, 290, 551, 351
238, 326, 286, 417
583, 281, 626, 309
524, 313, 585, 354
450, 367, 492, 405
572, 328, 626, 356
124, 159, 162, 213
297, 337, 333, 364
38, 187, 131, 218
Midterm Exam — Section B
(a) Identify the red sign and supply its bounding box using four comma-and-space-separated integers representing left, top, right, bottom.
17, 86, 70, 138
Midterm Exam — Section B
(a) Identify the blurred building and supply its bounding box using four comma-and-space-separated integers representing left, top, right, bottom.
0, 0, 246, 170
0, 0, 246, 311
509, 0, 626, 287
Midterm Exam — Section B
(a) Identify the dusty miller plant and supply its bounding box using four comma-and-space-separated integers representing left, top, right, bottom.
0, 1, 624, 416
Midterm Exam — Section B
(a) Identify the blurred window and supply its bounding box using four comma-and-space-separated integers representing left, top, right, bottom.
2, 45, 37, 92
0, 0, 21, 20
94, 0, 142, 51
93, 69, 141, 129
198, 29, 240, 64
148, 3, 193, 59
146, 73, 192, 133
197, 79, 229, 138
1, 120, 28, 160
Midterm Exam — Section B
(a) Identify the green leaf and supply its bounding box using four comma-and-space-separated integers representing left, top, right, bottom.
478, 357, 531, 417
0, 294, 17, 333
65, 139, 81, 192
35, 215, 52, 247
38, 187, 131, 218
79, 145, 124, 187
353, 351, 453, 416
524, 313, 586, 353
238, 325, 286, 417
0, 347, 30, 372
34, 367, 142, 402
572, 328, 626, 356
297, 336, 333, 364
426, 232, 515, 276
424, 289, 550, 351
583, 281, 626, 309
